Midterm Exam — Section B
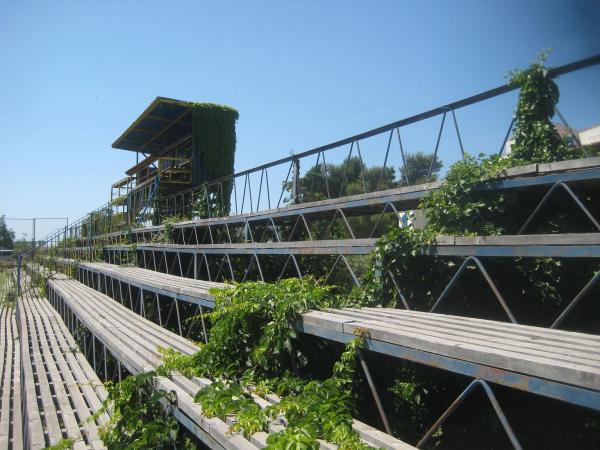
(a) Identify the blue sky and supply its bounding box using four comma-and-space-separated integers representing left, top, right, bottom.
1, 0, 599, 239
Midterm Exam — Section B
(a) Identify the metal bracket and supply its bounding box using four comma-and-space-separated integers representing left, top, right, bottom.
519, 182, 600, 234
430, 256, 517, 323
417, 379, 522, 450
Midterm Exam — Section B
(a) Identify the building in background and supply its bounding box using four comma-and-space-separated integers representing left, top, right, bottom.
503, 122, 600, 155
579, 124, 600, 151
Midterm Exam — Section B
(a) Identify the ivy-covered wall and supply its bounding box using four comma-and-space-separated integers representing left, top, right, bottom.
192, 103, 239, 210
192, 103, 239, 220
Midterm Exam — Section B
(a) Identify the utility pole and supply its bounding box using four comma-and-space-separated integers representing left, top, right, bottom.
4, 216, 69, 255
16, 255, 22, 296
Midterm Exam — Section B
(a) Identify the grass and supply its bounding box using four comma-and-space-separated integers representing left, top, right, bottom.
0, 269, 17, 306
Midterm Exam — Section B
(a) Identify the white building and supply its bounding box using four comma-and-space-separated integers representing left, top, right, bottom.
579, 124, 600, 148
503, 122, 600, 156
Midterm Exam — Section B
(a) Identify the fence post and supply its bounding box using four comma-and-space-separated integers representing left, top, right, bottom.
89, 213, 93, 258
17, 254, 22, 296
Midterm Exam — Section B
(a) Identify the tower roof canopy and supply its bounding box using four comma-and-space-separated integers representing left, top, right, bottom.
112, 97, 194, 155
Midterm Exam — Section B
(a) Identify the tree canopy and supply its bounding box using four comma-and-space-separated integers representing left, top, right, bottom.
288, 153, 443, 204
399, 151, 443, 185
0, 216, 15, 249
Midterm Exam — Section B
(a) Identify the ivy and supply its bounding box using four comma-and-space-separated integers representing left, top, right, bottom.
159, 278, 348, 381
43, 439, 75, 450
191, 187, 229, 219
152, 216, 186, 244
1, 285, 16, 307
355, 226, 448, 309
192, 335, 371, 449
508, 51, 581, 163
359, 53, 594, 308
157, 278, 375, 448
122, 243, 138, 267
265, 335, 370, 449
421, 153, 516, 236
93, 371, 194, 450
264, 427, 319, 450
193, 381, 268, 437
193, 103, 239, 214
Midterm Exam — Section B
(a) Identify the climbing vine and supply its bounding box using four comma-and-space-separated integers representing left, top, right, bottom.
152, 216, 186, 244
193, 103, 239, 215
508, 51, 586, 163
44, 438, 75, 450
92, 54, 600, 449
159, 278, 350, 380
358, 53, 595, 309
155, 278, 374, 448
191, 187, 229, 219
94, 371, 194, 450
421, 153, 516, 236
190, 335, 371, 449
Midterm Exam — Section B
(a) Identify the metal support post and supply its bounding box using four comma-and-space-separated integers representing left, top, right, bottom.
292, 157, 300, 204
417, 379, 522, 450
92, 335, 97, 372
32, 217, 36, 256
17, 255, 22, 296
430, 256, 516, 324
103, 345, 108, 380
89, 213, 93, 252
357, 350, 392, 435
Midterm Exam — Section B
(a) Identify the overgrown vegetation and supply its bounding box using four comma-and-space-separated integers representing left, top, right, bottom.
508, 50, 588, 163
91, 54, 600, 449
43, 438, 75, 450
421, 153, 516, 236
191, 185, 229, 219
159, 278, 361, 379
0, 269, 17, 306
93, 371, 194, 449
193, 103, 239, 215
0, 215, 15, 249
350, 53, 600, 447
152, 216, 186, 244
154, 278, 375, 447
193, 335, 371, 449
357, 52, 599, 310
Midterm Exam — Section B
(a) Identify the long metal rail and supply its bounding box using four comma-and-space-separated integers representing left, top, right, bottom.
158, 56, 600, 223
31, 54, 600, 247
97, 232, 600, 259
80, 156, 600, 248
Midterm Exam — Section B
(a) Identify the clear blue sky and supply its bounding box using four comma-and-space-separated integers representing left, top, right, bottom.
1, 0, 599, 239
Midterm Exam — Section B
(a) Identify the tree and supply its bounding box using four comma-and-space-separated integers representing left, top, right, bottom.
287, 156, 397, 204
0, 216, 15, 249
398, 152, 443, 185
